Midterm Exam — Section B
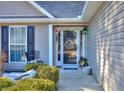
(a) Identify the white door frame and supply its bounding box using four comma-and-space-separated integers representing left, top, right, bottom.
56, 27, 82, 68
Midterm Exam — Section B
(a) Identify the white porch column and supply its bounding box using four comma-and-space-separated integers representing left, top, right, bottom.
85, 33, 87, 58
49, 24, 53, 66
77, 31, 80, 63
82, 33, 86, 58
60, 31, 63, 66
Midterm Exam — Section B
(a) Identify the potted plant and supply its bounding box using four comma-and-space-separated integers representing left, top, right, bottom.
79, 57, 91, 75
79, 57, 88, 69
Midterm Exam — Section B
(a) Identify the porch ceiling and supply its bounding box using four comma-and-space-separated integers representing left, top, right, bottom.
81, 1, 104, 22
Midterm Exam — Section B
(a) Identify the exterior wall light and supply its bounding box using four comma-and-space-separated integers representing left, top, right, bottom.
83, 27, 88, 35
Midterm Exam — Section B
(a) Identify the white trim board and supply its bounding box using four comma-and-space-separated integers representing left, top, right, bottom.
28, 1, 55, 18
55, 27, 83, 31
49, 24, 53, 66
52, 24, 88, 26
0, 18, 88, 24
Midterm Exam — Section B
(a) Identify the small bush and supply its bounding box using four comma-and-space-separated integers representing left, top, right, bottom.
36, 66, 59, 83
0, 77, 14, 90
24, 63, 48, 71
0, 51, 7, 76
3, 78, 56, 91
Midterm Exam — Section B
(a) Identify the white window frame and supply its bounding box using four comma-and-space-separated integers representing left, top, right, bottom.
9, 26, 27, 63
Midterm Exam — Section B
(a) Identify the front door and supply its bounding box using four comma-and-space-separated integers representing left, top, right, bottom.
61, 29, 80, 69
55, 27, 82, 69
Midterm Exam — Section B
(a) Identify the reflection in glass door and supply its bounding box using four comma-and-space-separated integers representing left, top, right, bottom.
63, 31, 77, 64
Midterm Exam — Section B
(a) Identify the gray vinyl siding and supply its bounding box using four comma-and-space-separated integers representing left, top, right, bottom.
87, 1, 124, 90
2, 24, 49, 71
0, 1, 43, 17
35, 24, 49, 64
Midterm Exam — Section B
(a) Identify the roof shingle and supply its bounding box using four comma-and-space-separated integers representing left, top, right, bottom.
36, 1, 85, 18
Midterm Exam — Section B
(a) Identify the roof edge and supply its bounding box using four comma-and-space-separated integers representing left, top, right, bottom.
81, 1, 103, 22
0, 18, 89, 25
28, 1, 55, 19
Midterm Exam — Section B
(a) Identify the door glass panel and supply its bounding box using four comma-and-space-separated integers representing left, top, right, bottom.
63, 31, 77, 64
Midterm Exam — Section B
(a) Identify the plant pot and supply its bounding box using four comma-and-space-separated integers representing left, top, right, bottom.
82, 66, 91, 75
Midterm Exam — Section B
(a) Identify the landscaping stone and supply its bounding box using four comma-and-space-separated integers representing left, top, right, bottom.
3, 72, 23, 81
2, 69, 37, 80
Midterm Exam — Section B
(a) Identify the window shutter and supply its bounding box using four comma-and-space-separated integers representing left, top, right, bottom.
1, 26, 9, 62
27, 26, 35, 61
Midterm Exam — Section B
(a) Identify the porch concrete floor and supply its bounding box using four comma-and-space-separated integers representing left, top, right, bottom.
58, 70, 103, 91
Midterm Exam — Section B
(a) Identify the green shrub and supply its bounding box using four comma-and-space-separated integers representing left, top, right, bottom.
36, 66, 59, 83
24, 63, 48, 71
3, 78, 56, 91
0, 77, 14, 90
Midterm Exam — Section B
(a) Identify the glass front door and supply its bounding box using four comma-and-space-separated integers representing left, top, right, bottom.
55, 27, 81, 68
63, 31, 78, 65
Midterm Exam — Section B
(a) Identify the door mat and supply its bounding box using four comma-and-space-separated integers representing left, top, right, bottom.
63, 68, 78, 70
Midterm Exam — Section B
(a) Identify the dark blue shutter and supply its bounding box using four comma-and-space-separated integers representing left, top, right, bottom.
27, 26, 35, 61
1, 26, 9, 62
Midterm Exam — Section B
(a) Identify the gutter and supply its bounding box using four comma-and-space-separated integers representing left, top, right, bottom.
0, 18, 89, 25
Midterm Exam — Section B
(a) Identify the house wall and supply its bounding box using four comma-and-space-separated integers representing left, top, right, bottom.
35, 24, 49, 64
87, 1, 124, 90
0, 1, 43, 17
0, 24, 49, 71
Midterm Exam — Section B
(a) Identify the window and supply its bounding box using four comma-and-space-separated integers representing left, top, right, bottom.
9, 26, 27, 62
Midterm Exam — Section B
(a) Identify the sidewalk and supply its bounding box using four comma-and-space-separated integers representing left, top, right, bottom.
58, 70, 103, 91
